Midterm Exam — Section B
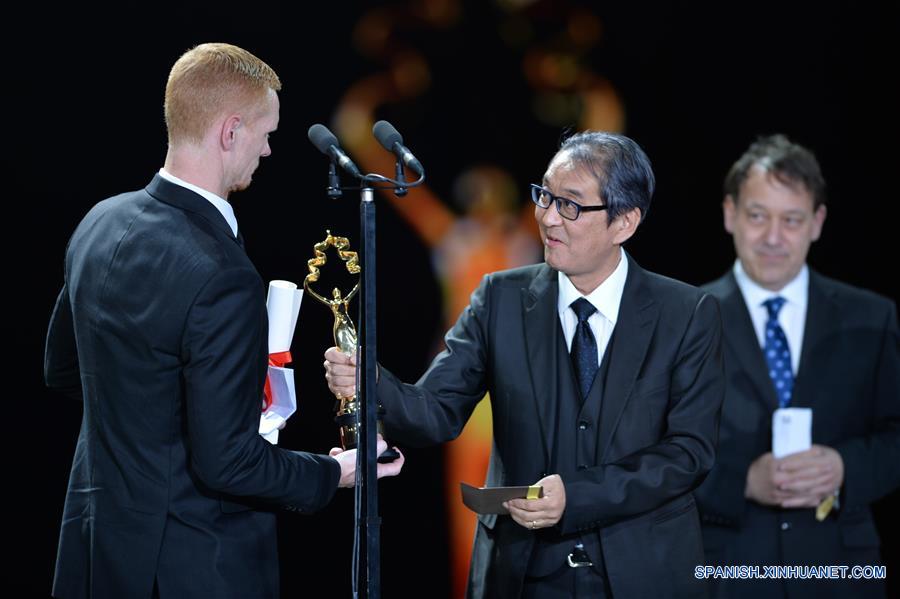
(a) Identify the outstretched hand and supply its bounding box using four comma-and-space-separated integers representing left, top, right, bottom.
331, 434, 404, 488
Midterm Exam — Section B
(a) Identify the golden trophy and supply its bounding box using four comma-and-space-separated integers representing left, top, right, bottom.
304, 231, 397, 460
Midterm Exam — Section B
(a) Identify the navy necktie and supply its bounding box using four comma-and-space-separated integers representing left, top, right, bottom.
236, 230, 245, 249
763, 296, 793, 407
570, 298, 599, 401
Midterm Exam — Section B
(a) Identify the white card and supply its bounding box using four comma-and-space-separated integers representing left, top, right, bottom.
771, 407, 812, 458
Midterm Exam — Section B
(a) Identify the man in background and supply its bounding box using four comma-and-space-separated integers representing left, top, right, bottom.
694, 134, 900, 598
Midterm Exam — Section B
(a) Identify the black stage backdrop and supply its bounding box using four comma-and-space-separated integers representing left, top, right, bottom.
8, 1, 898, 597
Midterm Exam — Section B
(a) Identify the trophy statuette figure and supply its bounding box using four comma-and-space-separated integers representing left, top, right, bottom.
304, 231, 397, 461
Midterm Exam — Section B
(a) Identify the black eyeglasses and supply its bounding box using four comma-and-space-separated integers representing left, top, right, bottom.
530, 184, 608, 221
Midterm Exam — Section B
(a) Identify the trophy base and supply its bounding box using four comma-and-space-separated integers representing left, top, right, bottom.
376, 446, 400, 463
336, 413, 400, 462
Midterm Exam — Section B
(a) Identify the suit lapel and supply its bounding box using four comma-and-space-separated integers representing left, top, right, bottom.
145, 174, 242, 248
522, 264, 557, 470
792, 271, 839, 408
597, 256, 657, 459
716, 273, 779, 410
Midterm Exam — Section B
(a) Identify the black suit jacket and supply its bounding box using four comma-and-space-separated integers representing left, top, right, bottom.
45, 175, 340, 599
377, 256, 724, 598
694, 270, 900, 599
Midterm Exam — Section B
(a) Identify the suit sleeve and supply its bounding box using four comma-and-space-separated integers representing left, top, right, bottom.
182, 267, 340, 511
44, 284, 84, 400
690, 396, 756, 525
835, 300, 900, 509
377, 275, 492, 447
558, 293, 725, 534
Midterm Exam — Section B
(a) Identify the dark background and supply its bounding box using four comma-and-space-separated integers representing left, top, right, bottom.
8, 0, 898, 597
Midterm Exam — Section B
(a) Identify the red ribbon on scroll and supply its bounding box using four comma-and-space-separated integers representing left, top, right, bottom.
263, 350, 293, 411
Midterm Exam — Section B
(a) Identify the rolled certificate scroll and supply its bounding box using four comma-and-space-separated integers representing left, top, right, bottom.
259, 280, 303, 444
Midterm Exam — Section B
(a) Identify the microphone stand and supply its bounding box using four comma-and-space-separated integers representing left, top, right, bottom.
318, 153, 424, 599
354, 159, 424, 599
327, 160, 342, 199
357, 181, 379, 599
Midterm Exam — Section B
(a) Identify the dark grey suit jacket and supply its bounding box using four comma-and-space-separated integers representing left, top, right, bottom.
695, 270, 900, 599
45, 175, 340, 599
377, 256, 725, 598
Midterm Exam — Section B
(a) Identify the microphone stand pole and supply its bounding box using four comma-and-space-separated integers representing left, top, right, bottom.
351, 161, 419, 599
356, 182, 380, 599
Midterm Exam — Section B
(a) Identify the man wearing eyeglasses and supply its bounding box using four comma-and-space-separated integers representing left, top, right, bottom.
325, 131, 725, 598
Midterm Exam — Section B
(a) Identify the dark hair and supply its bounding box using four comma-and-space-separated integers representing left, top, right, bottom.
552, 131, 655, 223
724, 134, 826, 209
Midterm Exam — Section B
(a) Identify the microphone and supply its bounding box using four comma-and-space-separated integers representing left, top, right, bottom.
307, 124, 362, 179
372, 120, 424, 175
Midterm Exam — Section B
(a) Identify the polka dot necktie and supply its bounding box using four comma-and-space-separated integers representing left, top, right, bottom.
763, 297, 793, 408
570, 298, 599, 401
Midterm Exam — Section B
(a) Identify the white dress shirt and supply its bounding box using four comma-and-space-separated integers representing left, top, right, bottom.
733, 260, 808, 374
557, 248, 629, 364
158, 168, 238, 237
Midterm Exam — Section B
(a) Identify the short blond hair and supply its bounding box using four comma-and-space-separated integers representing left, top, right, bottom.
164, 43, 281, 145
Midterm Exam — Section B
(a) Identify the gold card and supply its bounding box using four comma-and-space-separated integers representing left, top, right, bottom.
460, 482, 544, 515
815, 494, 834, 521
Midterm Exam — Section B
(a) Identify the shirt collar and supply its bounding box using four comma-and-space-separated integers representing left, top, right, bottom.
158, 168, 238, 237
733, 259, 808, 311
557, 248, 628, 323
